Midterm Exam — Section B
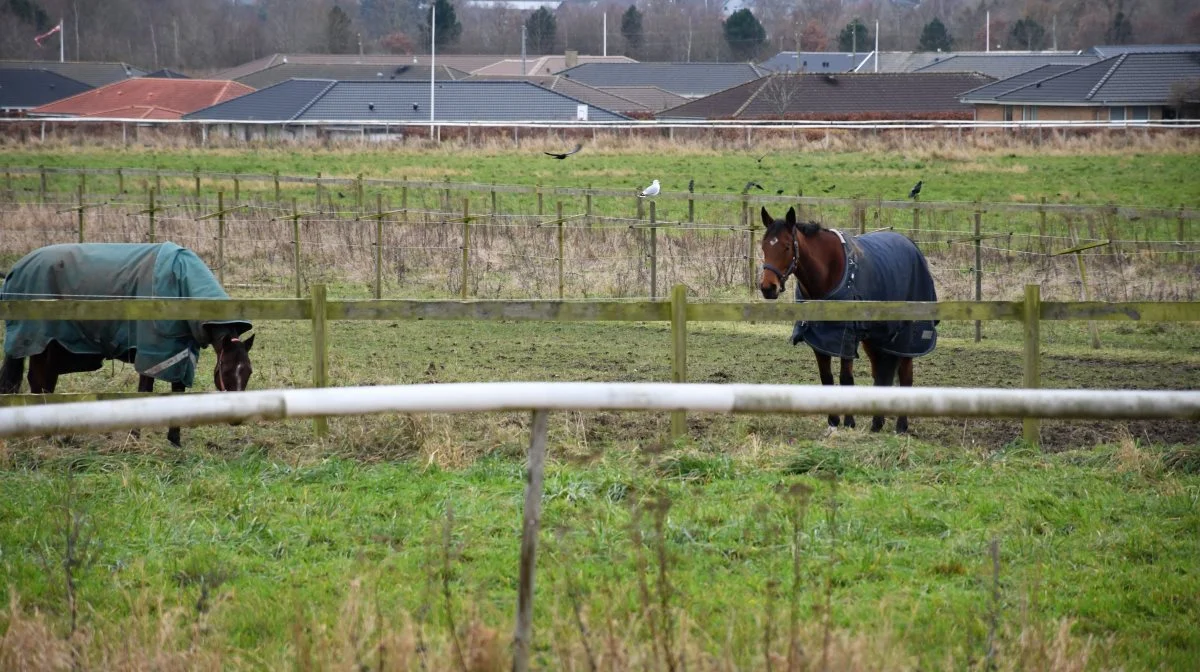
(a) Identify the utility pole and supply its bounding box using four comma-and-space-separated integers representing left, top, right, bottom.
430, 2, 436, 136
603, 13, 607, 57
521, 24, 527, 75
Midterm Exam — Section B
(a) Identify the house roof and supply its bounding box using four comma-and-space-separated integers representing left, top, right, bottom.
186, 79, 629, 122
854, 50, 1090, 75
1089, 44, 1200, 58
235, 63, 468, 90
597, 86, 689, 112
0, 68, 92, 111
0, 60, 144, 87
472, 55, 636, 76
219, 54, 521, 81
960, 51, 1200, 105
659, 72, 991, 119
466, 74, 650, 113
758, 52, 871, 73
144, 69, 191, 79
914, 53, 1099, 79
955, 64, 1084, 101
31, 78, 254, 119
557, 62, 767, 97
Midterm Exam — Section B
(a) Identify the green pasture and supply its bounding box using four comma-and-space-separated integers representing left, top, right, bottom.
1, 313, 1199, 669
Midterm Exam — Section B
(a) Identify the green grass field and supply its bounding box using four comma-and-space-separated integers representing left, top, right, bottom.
2, 141, 1200, 670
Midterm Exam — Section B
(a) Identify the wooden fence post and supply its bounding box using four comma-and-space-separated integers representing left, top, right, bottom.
273, 169, 281, 204
154, 169, 161, 194
116, 167, 123, 196
356, 173, 364, 212
687, 182, 695, 224
670, 283, 688, 439
1023, 283, 1042, 446
744, 199, 755, 291
76, 182, 85, 243
585, 186, 593, 227
4, 169, 11, 202
401, 177, 409, 226
1177, 205, 1186, 265
148, 188, 157, 243
649, 201, 658, 299
857, 203, 866, 235
217, 190, 226, 286
375, 193, 384, 300
911, 196, 920, 242
490, 184, 497, 226
1038, 197, 1048, 256
233, 173, 240, 203
443, 186, 451, 214
637, 192, 645, 222
79, 172, 86, 200
310, 283, 329, 438
315, 172, 323, 212
461, 198, 470, 299
38, 165, 46, 204
293, 198, 302, 298
974, 211, 983, 343
536, 184, 544, 216
193, 167, 201, 201
557, 201, 565, 299
512, 408, 550, 672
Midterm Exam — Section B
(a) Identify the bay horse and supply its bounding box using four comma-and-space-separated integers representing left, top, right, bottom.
0, 242, 255, 446
759, 207, 938, 433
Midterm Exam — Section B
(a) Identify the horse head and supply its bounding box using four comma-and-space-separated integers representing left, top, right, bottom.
759, 206, 839, 302
209, 327, 255, 392
759, 206, 801, 300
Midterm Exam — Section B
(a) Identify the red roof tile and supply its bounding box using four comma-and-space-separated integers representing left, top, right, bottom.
30, 78, 254, 119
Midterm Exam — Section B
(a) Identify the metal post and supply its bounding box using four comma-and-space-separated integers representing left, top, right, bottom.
1023, 284, 1042, 446
76, 182, 84, 243
557, 201, 565, 300
974, 211, 982, 343
375, 193, 384, 300
148, 188, 156, 243
310, 283, 329, 437
116, 167, 123, 196
649, 202, 658, 299
460, 198, 470, 299
670, 284, 688, 439
217, 191, 226, 286
512, 408, 550, 672
293, 198, 302, 298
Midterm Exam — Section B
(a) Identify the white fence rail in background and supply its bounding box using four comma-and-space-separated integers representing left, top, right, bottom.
3, 382, 1199, 440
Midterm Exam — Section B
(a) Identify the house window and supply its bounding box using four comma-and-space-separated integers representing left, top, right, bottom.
1022, 106, 1037, 121
1109, 106, 1126, 121
1002, 106, 1014, 122
1130, 106, 1149, 121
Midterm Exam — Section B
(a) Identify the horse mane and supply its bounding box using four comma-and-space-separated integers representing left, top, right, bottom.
797, 222, 823, 237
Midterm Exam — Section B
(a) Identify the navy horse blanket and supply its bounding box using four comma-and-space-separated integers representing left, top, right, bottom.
1, 243, 250, 386
791, 230, 938, 359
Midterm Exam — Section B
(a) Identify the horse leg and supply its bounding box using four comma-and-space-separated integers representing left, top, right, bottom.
814, 351, 839, 428
838, 357, 856, 429
896, 358, 914, 434
167, 381, 186, 447
131, 375, 156, 442
870, 351, 901, 433
0, 356, 25, 393
27, 352, 58, 394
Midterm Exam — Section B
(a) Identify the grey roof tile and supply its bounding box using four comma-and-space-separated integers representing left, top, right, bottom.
0, 60, 144, 87
758, 52, 871, 73
914, 53, 1098, 79
237, 63, 467, 89
0, 68, 91, 110
962, 52, 1200, 104
1089, 44, 1200, 58
188, 80, 629, 122
557, 62, 766, 97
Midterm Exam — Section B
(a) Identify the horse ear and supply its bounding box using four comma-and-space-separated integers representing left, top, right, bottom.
786, 207, 797, 225
242, 334, 255, 352
760, 207, 773, 228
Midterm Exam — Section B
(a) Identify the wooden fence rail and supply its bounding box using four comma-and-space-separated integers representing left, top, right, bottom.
4, 287, 1200, 445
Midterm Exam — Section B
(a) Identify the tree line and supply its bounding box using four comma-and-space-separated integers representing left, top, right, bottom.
1, 0, 1196, 72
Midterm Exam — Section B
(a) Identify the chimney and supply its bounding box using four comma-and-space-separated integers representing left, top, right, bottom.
565, 50, 579, 68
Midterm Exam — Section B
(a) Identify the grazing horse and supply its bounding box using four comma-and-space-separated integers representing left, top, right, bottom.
0, 242, 254, 446
759, 207, 937, 433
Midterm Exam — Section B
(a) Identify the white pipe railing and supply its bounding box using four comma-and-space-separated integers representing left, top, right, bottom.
2, 383, 1198, 439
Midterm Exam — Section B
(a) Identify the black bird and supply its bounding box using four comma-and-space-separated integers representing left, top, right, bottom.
337, 191, 345, 198
823, 184, 836, 193
776, 189, 784, 195
909, 180, 923, 199
688, 178, 695, 193
755, 152, 769, 163
544, 143, 583, 160
742, 181, 765, 194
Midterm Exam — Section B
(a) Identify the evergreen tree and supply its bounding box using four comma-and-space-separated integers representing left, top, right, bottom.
620, 5, 643, 58
917, 18, 954, 52
837, 19, 869, 52
526, 7, 556, 55
421, 0, 462, 51
1007, 17, 1046, 51
326, 6, 355, 54
723, 9, 766, 61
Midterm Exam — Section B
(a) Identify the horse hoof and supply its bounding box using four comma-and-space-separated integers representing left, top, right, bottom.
821, 426, 838, 439
844, 416, 856, 429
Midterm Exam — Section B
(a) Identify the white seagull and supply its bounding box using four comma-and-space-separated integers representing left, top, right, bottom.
638, 179, 661, 198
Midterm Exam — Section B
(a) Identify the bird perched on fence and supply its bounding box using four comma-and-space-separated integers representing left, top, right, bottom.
545, 143, 583, 160
909, 180, 923, 199
638, 179, 660, 198
742, 181, 765, 195
688, 178, 695, 193
823, 184, 836, 193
